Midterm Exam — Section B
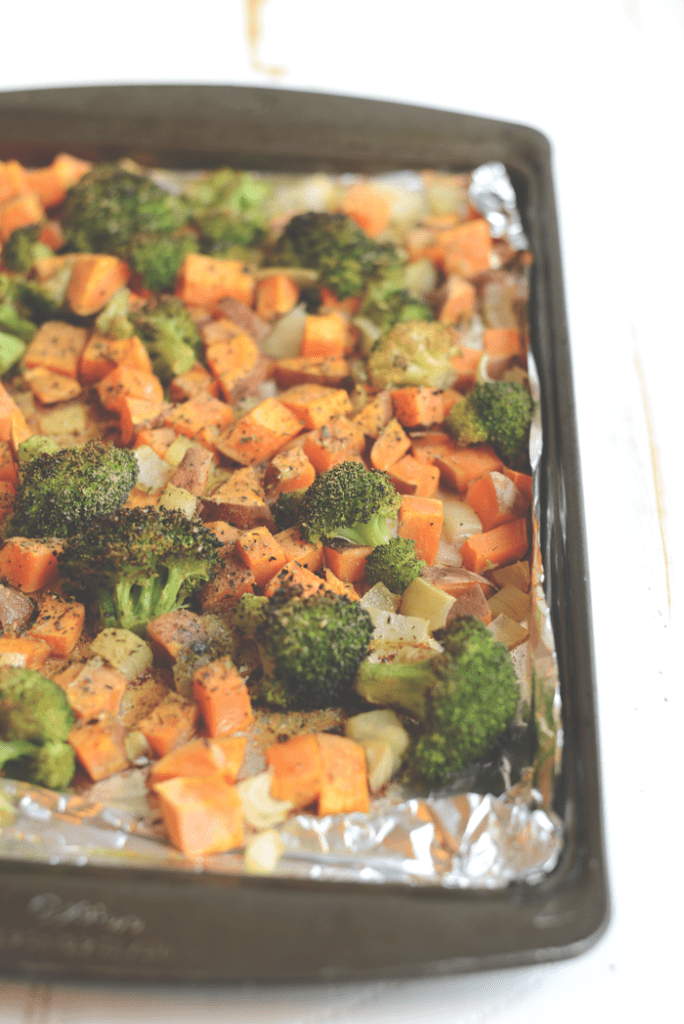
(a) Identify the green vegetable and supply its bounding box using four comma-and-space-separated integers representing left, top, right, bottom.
4, 439, 138, 540
366, 320, 461, 389
271, 488, 308, 532
241, 590, 374, 710
1, 225, 53, 274
127, 230, 199, 293
58, 506, 223, 636
61, 164, 188, 258
355, 617, 519, 789
0, 330, 27, 375
129, 295, 202, 382
444, 381, 534, 470
297, 461, 401, 547
184, 168, 272, 258
359, 269, 434, 342
274, 211, 399, 300
0, 272, 64, 337
0, 668, 76, 791
364, 538, 425, 594
94, 287, 134, 340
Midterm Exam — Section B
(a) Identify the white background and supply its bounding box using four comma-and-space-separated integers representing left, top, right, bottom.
1, 1, 682, 1019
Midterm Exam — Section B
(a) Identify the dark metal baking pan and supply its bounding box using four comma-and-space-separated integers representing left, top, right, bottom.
0, 84, 608, 983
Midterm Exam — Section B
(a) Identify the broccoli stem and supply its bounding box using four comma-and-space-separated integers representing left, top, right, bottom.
104, 576, 164, 634
0, 738, 38, 768
336, 515, 394, 548
355, 659, 438, 722
157, 563, 192, 618
98, 586, 123, 630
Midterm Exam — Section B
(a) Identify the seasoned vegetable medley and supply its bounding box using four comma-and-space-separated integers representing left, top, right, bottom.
0, 154, 538, 866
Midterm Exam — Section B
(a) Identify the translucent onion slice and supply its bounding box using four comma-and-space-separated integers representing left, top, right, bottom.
261, 303, 307, 358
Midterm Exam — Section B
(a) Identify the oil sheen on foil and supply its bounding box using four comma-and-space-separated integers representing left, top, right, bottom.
0, 163, 563, 888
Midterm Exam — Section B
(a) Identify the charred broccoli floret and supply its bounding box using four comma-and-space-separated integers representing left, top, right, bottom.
4, 439, 138, 540
58, 506, 223, 636
243, 590, 374, 710
297, 462, 401, 547
366, 320, 461, 389
0, 668, 76, 790
271, 488, 308, 532
444, 381, 534, 470
364, 538, 425, 594
129, 295, 202, 381
355, 617, 519, 789
2, 225, 53, 273
61, 164, 188, 258
274, 212, 399, 300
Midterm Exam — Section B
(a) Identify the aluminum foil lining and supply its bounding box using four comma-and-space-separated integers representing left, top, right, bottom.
0, 163, 563, 889
469, 161, 530, 250
0, 775, 562, 887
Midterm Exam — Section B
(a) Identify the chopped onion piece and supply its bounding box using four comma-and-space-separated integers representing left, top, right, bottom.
367, 608, 432, 643
133, 445, 174, 494
345, 709, 410, 766
403, 258, 438, 299
360, 582, 402, 614
158, 483, 197, 518
236, 769, 293, 831
91, 628, 153, 681
165, 434, 192, 468
401, 577, 455, 631
261, 303, 307, 358
244, 829, 285, 875
367, 639, 442, 664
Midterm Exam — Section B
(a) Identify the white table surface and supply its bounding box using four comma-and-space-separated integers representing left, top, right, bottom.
1, 1, 682, 1019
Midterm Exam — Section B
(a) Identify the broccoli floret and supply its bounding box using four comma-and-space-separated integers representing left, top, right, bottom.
0, 272, 64, 336
15, 435, 59, 467
94, 287, 134, 340
355, 617, 519, 789
183, 168, 271, 214
1, 740, 76, 791
364, 538, 425, 594
367, 320, 461, 390
127, 230, 199, 293
0, 301, 36, 344
253, 590, 374, 710
4, 439, 138, 540
0, 329, 26, 376
231, 593, 269, 640
274, 212, 399, 301
58, 506, 223, 636
0, 669, 76, 790
184, 168, 272, 260
14, 277, 65, 323
444, 381, 534, 470
2, 225, 53, 273
129, 295, 202, 381
61, 164, 188, 258
0, 668, 74, 744
298, 462, 401, 547
271, 488, 308, 531
359, 269, 434, 339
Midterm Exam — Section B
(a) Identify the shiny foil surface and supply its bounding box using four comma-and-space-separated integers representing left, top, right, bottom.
0, 164, 563, 889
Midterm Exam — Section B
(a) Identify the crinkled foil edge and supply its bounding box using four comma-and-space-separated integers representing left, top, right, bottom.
0, 163, 563, 888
